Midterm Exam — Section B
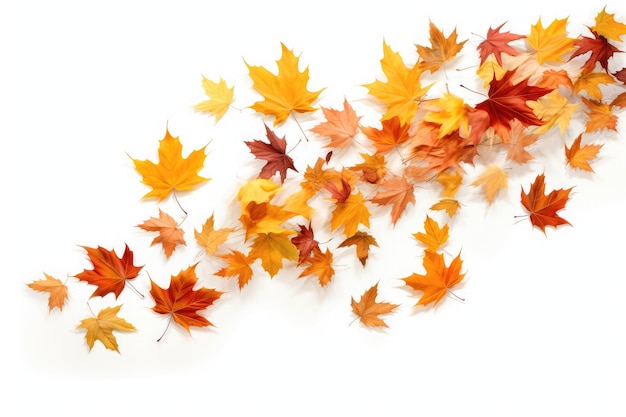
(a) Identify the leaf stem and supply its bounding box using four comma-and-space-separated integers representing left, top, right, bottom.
126, 281, 145, 299
172, 190, 188, 217
290, 110, 309, 141
157, 315, 172, 342
447, 289, 465, 302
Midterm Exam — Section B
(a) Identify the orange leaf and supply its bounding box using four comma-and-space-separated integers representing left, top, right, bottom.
504, 119, 539, 163
371, 175, 416, 224
416, 21, 467, 73
520, 173, 572, 233
471, 165, 508, 204
403, 251, 465, 307
436, 170, 463, 198
430, 198, 461, 217
75, 244, 143, 299
527, 18, 577, 64
349, 153, 387, 184
565, 134, 602, 172
413, 215, 449, 252
194, 215, 234, 256
215, 250, 254, 290
310, 98, 361, 148
150, 265, 223, 338
330, 191, 371, 237
338, 231, 379, 266
76, 305, 136, 352
138, 209, 186, 259
27, 273, 69, 311
477, 22, 525, 65
582, 97, 618, 133
298, 247, 335, 287
360, 116, 412, 154
249, 232, 299, 277
351, 283, 398, 327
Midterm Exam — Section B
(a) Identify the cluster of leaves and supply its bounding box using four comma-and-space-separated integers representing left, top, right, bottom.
28, 8, 626, 351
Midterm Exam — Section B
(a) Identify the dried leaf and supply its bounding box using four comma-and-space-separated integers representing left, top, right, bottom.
413, 215, 449, 252
565, 134, 602, 172
403, 251, 465, 307
520, 173, 572, 233
138, 209, 186, 259
338, 231, 379, 266
27, 273, 69, 311
351, 283, 398, 327
76, 305, 136, 352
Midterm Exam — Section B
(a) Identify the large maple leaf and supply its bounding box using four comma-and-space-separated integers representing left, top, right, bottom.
131, 127, 209, 201
475, 70, 552, 138
520, 173, 572, 233
351, 283, 398, 327
246, 43, 323, 125
75, 244, 143, 299
371, 175, 416, 224
150, 264, 223, 340
403, 251, 465, 307
76, 305, 136, 352
591, 7, 626, 42
245, 124, 297, 183
138, 209, 186, 259
416, 21, 467, 73
310, 98, 361, 148
27, 273, 69, 311
477, 22, 525, 65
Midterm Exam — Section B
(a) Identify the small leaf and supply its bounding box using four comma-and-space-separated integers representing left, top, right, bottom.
138, 209, 186, 259
338, 231, 379, 266
76, 305, 136, 352
565, 134, 602, 172
351, 283, 398, 327
27, 273, 69, 311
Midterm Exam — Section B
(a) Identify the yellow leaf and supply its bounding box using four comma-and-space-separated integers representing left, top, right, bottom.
246, 43, 323, 125
527, 18, 576, 64
76, 305, 136, 353
592, 7, 626, 42
436, 170, 463, 198
416, 21, 467, 73
471, 165, 508, 204
574, 69, 615, 100
239, 201, 296, 240
194, 215, 234, 256
237, 178, 282, 208
476, 58, 505, 88
565, 134, 603, 172
423, 93, 470, 137
131, 127, 209, 201
430, 199, 461, 217
330, 191, 371, 237
528, 90, 579, 135
413, 215, 449, 252
193, 76, 234, 122
249, 232, 298, 277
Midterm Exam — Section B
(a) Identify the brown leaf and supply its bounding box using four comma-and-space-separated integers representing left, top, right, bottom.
338, 231, 379, 266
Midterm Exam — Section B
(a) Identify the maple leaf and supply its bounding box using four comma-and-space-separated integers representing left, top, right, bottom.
246, 43, 322, 125
131, 127, 209, 201
472, 165, 508, 204
249, 232, 299, 277
338, 231, 379, 266
76, 305, 136, 352
416, 21, 467, 73
612, 92, 626, 108
582, 97, 618, 133
475, 70, 552, 138
364, 41, 432, 124
591, 7, 626, 42
138, 209, 186, 259
330, 190, 371, 237
300, 157, 342, 193
349, 153, 387, 184
520, 173, 572, 233
291, 223, 320, 265
477, 22, 525, 65
351, 283, 398, 327
565, 134, 603, 172
504, 119, 539, 164
423, 93, 470, 138
360, 116, 412, 154
570, 30, 621, 72
574, 69, 615, 100
528, 90, 579, 135
403, 251, 465, 307
527, 18, 577, 64
236, 178, 282, 209
193, 76, 234, 122
150, 264, 223, 339
75, 244, 143, 299
436, 170, 463, 198
310, 98, 361, 148
215, 250, 254, 290
27, 273, 68, 311
245, 124, 297, 184
414, 215, 449, 252
477, 58, 506, 88
239, 201, 296, 240
298, 247, 335, 287
371, 175, 416, 224
430, 199, 461, 217
535, 69, 574, 90
194, 215, 234, 256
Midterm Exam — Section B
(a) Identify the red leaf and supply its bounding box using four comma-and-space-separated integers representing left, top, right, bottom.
245, 124, 297, 183
477, 22, 525, 65
570, 30, 621, 71
520, 173, 572, 233
291, 223, 320, 264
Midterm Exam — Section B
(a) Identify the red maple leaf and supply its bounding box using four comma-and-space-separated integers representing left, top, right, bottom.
520, 173, 572, 233
291, 223, 320, 264
477, 22, 525, 65
245, 124, 297, 183
570, 30, 621, 71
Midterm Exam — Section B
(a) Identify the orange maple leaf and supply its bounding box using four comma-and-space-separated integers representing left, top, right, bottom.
582, 97, 618, 133
298, 247, 335, 287
413, 215, 449, 252
371, 175, 416, 224
76, 305, 136, 352
436, 170, 463, 197
138, 209, 186, 259
430, 198, 461, 217
338, 231, 379, 266
520, 173, 572, 233
565, 134, 603, 172
249, 232, 299, 277
574, 69, 615, 100
416, 21, 467, 73
75, 244, 143, 298
471, 165, 508, 204
330, 189, 371, 237
360, 116, 412, 154
131, 127, 209, 201
310, 98, 361, 148
150, 264, 223, 340
215, 250, 254, 290
402, 251, 465, 307
27, 273, 69, 311
351, 283, 398, 327
527, 18, 577, 64
503, 119, 539, 163
349, 153, 387, 184
194, 214, 234, 256
246, 43, 323, 125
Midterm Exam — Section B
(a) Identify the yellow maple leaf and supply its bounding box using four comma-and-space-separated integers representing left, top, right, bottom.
471, 165, 508, 204
592, 7, 626, 42
27, 273, 69, 311
574, 69, 615, 100
194, 215, 234, 256
527, 18, 576, 64
298, 247, 335, 286
416, 21, 467, 73
423, 93, 470, 137
565, 134, 603, 172
436, 170, 463, 198
193, 76, 234, 122
476, 58, 505, 88
76, 305, 136, 352
430, 199, 461, 217
364, 41, 432, 125
528, 90, 579, 135
246, 43, 323, 125
249, 232, 299, 277
236, 178, 282, 209
131, 127, 209, 201
239, 201, 296, 240
330, 191, 371, 237
413, 215, 449, 252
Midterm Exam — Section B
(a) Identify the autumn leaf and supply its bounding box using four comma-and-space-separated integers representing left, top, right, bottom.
582, 97, 618, 133
565, 134, 602, 172
131, 127, 209, 201
591, 7, 626, 42
351, 283, 398, 327
476, 58, 506, 87
76, 305, 136, 352
528, 90, 579, 135
310, 98, 361, 148
360, 116, 412, 154
520, 173, 572, 233
413, 215, 449, 252
416, 21, 467, 73
27, 273, 68, 311
527, 18, 577, 64
245, 124, 297, 184
371, 174, 416, 224
194, 215, 234, 256
570, 30, 621, 72
298, 247, 335, 286
330, 190, 371, 237
423, 93, 470, 138
138, 209, 186, 259
477, 22, 525, 65
349, 153, 387, 184
402, 251, 465, 307
574, 69, 615, 100
239, 201, 296, 239
75, 244, 143, 299
249, 232, 299, 277
436, 170, 463, 198
504, 119, 539, 164
472, 165, 508, 204
193, 76, 234, 122
291, 223, 320, 265
535, 69, 573, 90
246, 42, 323, 125
150, 264, 223, 339
215, 250, 254, 290
338, 231, 379, 266
430, 199, 461, 217
612, 92, 626, 108
364, 41, 432, 124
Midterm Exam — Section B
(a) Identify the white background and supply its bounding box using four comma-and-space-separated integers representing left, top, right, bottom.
2, 0, 626, 415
